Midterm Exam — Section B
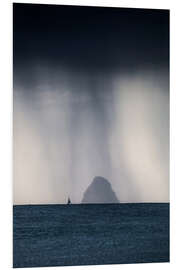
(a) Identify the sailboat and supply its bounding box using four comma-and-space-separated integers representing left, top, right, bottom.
67, 197, 71, 204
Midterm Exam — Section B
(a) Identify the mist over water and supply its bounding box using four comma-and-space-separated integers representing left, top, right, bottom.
13, 66, 169, 204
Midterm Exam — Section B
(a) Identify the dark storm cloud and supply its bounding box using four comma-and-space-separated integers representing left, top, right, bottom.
13, 3, 169, 73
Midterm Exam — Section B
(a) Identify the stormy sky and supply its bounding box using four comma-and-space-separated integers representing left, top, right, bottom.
13, 3, 169, 204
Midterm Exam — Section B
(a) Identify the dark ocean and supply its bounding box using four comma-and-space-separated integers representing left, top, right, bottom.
13, 203, 169, 268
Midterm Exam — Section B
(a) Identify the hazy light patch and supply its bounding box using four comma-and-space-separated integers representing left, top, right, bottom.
13, 85, 71, 204
110, 72, 169, 202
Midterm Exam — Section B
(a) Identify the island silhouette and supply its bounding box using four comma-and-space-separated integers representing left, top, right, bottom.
82, 176, 119, 203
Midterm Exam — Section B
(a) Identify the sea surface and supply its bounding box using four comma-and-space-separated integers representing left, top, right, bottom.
13, 203, 169, 268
